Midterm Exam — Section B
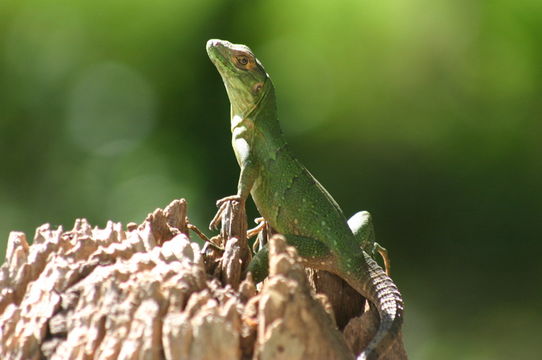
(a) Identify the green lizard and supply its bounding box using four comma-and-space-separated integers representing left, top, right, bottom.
206, 39, 404, 360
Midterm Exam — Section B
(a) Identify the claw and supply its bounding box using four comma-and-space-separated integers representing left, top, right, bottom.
375, 243, 391, 276
209, 201, 227, 230
187, 223, 210, 242
247, 219, 266, 239
209, 195, 244, 230
215, 195, 242, 207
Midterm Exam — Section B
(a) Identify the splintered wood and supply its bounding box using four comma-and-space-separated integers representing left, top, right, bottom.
0, 199, 405, 360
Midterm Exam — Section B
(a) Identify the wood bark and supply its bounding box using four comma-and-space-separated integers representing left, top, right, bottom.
0, 198, 406, 359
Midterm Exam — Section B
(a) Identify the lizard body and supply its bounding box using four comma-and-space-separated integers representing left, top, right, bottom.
206, 39, 403, 359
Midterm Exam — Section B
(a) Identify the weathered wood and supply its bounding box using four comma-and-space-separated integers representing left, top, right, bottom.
0, 199, 406, 359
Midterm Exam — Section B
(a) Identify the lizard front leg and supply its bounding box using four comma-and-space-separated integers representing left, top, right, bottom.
209, 144, 259, 230
348, 211, 391, 275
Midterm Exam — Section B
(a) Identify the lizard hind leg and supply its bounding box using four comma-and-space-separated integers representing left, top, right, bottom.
246, 234, 333, 283
282, 234, 335, 269
347, 211, 391, 275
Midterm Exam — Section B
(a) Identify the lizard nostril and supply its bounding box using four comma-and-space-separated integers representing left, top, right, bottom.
206, 39, 220, 51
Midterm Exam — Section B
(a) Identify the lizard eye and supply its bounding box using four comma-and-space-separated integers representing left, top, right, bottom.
236, 55, 249, 66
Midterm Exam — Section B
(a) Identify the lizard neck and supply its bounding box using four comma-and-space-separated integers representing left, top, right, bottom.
230, 82, 286, 152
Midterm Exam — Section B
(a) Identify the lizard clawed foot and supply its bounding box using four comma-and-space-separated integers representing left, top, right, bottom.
247, 217, 266, 239
249, 217, 273, 253
375, 243, 391, 276
216, 195, 242, 207
187, 223, 224, 250
209, 195, 244, 230
187, 223, 211, 242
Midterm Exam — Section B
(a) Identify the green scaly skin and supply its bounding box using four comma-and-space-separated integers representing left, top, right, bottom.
206, 39, 404, 360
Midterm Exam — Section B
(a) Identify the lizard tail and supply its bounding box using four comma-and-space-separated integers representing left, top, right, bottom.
348, 253, 404, 360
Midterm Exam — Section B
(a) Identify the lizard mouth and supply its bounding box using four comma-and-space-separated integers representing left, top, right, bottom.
206, 39, 231, 70
206, 39, 229, 51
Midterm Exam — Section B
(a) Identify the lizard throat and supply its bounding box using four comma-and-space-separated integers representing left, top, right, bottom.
230, 78, 271, 126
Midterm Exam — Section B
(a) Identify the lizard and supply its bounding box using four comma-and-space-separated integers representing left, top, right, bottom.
206, 39, 404, 360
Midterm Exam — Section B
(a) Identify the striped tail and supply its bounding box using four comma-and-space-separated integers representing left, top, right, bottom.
344, 252, 404, 360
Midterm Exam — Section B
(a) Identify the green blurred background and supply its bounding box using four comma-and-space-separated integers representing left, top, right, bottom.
1, 0, 541, 358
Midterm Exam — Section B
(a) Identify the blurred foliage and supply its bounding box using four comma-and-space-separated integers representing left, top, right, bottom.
1, 0, 541, 358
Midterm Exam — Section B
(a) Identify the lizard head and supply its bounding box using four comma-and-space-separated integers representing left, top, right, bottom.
206, 39, 270, 118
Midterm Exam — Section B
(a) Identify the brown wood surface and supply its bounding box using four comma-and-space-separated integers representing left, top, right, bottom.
0, 198, 406, 359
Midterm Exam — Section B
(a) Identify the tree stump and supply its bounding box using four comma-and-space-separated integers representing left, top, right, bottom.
0, 199, 406, 359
